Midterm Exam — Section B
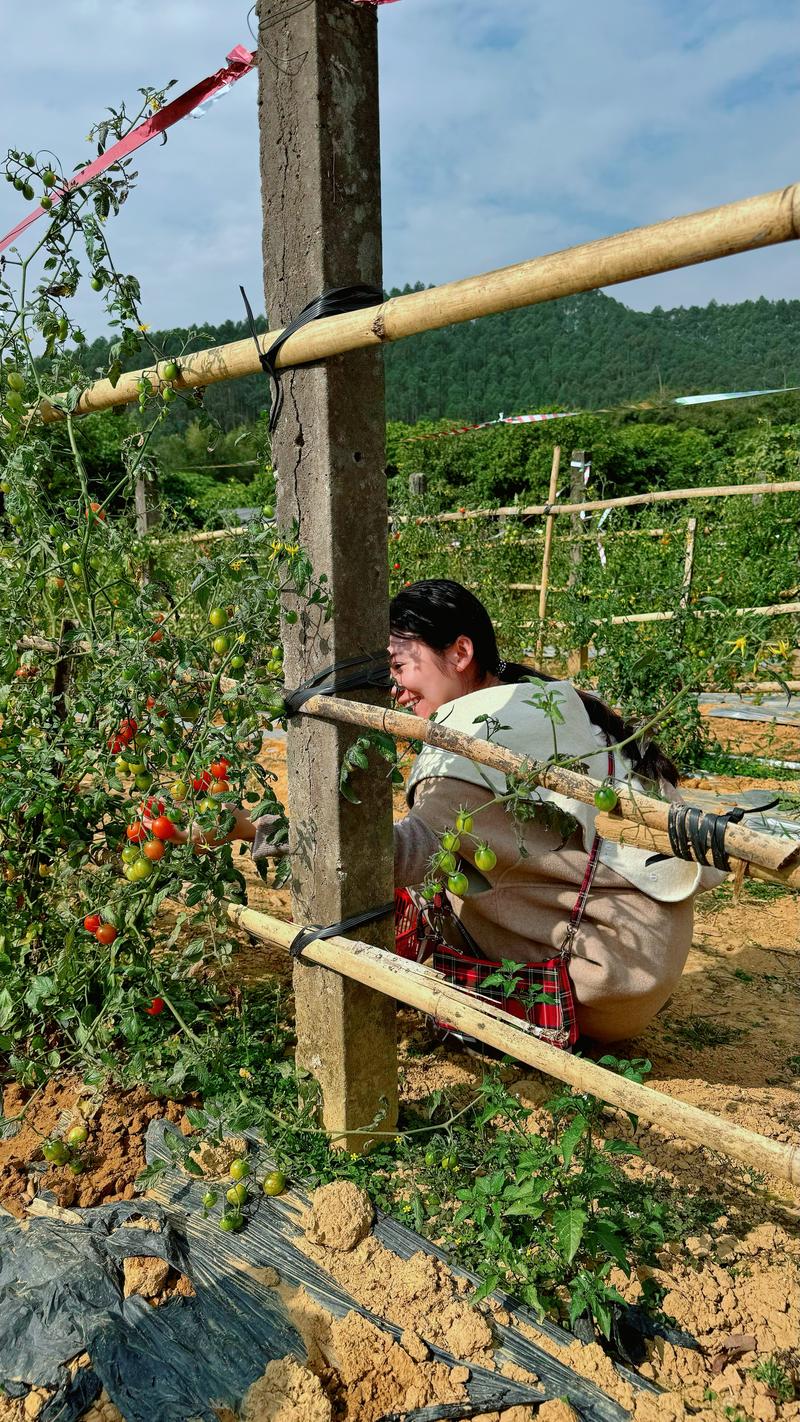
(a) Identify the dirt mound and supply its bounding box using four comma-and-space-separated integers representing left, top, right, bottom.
241, 1356, 332, 1422
299, 1181, 374, 1251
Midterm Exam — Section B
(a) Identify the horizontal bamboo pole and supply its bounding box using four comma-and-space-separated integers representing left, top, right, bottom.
39, 183, 800, 422
597, 600, 800, 627
299, 695, 799, 874
228, 903, 800, 1185
594, 812, 800, 889
408, 480, 800, 525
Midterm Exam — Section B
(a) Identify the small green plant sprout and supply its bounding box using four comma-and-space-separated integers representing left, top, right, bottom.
750, 1356, 794, 1403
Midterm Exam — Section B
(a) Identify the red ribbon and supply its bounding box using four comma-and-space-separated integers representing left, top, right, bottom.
0, 45, 256, 255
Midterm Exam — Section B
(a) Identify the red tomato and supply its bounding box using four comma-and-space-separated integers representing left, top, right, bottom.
143, 839, 165, 862
95, 924, 118, 946
145, 996, 165, 1016
85, 501, 106, 521
143, 797, 166, 817
192, 771, 211, 793
148, 630, 163, 644
151, 815, 176, 841
83, 913, 101, 933
126, 822, 148, 844
209, 758, 229, 780
209, 779, 230, 797
118, 718, 138, 744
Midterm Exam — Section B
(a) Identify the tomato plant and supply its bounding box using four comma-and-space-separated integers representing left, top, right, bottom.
0, 108, 330, 1095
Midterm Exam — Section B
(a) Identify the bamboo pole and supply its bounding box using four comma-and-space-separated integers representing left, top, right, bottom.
408, 480, 800, 524
680, 517, 697, 609
598, 600, 800, 627
535, 446, 561, 661
39, 184, 800, 422
594, 812, 800, 889
298, 695, 799, 875
227, 902, 800, 1185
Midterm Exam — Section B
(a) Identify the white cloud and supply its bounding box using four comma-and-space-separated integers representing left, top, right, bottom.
1, 0, 797, 337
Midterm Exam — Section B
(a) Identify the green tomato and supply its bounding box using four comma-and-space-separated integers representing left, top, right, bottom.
161, 386, 175, 404
441, 831, 460, 853
162, 359, 178, 383
42, 168, 57, 188
455, 811, 474, 834
262, 1170, 287, 1197
230, 655, 245, 671
90, 275, 103, 292
593, 785, 618, 812
438, 851, 457, 875
424, 1149, 437, 1168
115, 756, 130, 775
208, 607, 228, 629
134, 773, 152, 791
66, 1124, 88, 1146
219, 1212, 243, 1232
212, 635, 230, 656
125, 858, 153, 883
42, 1139, 69, 1165
447, 872, 469, 897
226, 1183, 248, 1206
6, 371, 25, 393
202, 1190, 218, 1209
474, 844, 497, 873
229, 1157, 249, 1181
6, 390, 24, 413
121, 844, 140, 865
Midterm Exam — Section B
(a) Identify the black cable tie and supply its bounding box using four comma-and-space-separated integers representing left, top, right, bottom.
283, 649, 392, 717
289, 901, 395, 962
240, 282, 384, 434
666, 802, 747, 873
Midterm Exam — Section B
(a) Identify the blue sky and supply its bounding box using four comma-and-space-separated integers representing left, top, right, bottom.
1, 0, 798, 336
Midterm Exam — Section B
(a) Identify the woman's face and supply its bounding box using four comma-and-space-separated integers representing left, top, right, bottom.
388, 633, 475, 718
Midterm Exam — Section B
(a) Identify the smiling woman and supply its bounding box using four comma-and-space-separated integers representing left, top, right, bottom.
249, 579, 725, 1049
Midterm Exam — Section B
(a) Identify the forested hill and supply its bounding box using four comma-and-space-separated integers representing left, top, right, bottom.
382, 286, 800, 423
81, 288, 800, 428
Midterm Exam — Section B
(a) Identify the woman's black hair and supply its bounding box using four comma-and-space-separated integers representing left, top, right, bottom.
389, 578, 678, 787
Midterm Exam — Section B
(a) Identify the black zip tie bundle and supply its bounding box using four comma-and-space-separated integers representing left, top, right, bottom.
240, 282, 384, 433
289, 901, 395, 961
660, 803, 747, 872
283, 649, 392, 717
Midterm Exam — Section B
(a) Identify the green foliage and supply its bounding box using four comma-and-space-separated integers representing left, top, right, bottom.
0, 104, 324, 1095
750, 1357, 795, 1404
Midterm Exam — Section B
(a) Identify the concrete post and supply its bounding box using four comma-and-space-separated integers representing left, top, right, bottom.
257, 0, 397, 1147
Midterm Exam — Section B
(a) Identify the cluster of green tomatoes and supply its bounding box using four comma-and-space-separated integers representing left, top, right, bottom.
200, 1155, 287, 1233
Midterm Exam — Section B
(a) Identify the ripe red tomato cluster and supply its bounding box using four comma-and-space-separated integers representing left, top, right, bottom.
83, 913, 117, 945
192, 757, 230, 797
108, 716, 138, 755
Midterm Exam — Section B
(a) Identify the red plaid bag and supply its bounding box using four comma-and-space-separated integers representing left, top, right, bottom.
395, 887, 578, 1048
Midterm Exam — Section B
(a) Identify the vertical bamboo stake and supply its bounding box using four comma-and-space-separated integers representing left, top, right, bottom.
535, 445, 561, 662
680, 515, 698, 608
566, 449, 589, 675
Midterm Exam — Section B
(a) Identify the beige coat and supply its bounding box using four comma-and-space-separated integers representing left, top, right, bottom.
399, 776, 694, 1043
396, 681, 715, 1043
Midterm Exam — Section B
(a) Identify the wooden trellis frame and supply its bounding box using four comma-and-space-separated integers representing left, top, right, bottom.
44, 2, 800, 1164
